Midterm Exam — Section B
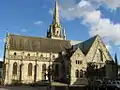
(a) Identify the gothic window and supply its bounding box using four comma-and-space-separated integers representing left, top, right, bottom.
76, 60, 77, 64
99, 49, 103, 62
14, 52, 16, 56
42, 64, 46, 72
42, 64, 46, 80
75, 69, 79, 78
13, 62, 17, 75
34, 65, 37, 82
28, 63, 32, 76
19, 64, 23, 81
57, 31, 59, 35
27, 53, 30, 56
80, 70, 83, 78
52, 55, 55, 59
76, 60, 82, 64
40, 54, 43, 58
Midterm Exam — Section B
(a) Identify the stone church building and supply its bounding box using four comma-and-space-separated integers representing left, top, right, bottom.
3, 0, 114, 85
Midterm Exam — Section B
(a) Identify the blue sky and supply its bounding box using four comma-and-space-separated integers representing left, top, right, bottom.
0, 0, 120, 63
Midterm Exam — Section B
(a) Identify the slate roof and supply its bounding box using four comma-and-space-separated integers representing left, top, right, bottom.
8, 34, 71, 53
74, 35, 98, 55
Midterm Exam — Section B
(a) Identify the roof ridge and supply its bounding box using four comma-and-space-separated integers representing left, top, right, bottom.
78, 35, 98, 55
9, 33, 70, 41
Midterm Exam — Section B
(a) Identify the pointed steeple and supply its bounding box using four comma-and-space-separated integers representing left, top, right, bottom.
46, 0, 67, 40
52, 0, 60, 25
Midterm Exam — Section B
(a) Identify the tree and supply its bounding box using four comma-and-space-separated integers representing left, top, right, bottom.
85, 62, 96, 79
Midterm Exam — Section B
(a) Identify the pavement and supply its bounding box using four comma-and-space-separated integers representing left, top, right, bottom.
0, 86, 47, 90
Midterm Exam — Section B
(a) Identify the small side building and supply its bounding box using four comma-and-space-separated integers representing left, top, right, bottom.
0, 61, 3, 84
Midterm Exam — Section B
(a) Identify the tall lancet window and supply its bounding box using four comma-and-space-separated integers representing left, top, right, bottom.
75, 69, 79, 78
42, 64, 46, 80
28, 63, 32, 76
13, 62, 17, 75
99, 49, 103, 62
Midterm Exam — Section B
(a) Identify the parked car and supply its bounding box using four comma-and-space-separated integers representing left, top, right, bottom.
94, 80, 103, 87
107, 80, 120, 89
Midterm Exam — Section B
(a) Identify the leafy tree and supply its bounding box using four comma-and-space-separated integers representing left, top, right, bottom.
85, 62, 96, 79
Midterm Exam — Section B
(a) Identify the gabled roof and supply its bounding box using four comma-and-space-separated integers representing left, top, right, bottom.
8, 34, 71, 53
75, 35, 98, 55
64, 46, 84, 59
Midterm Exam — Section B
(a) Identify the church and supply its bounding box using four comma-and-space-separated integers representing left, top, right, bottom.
3, 0, 115, 85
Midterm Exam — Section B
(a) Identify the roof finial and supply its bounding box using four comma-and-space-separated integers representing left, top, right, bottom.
52, 0, 60, 24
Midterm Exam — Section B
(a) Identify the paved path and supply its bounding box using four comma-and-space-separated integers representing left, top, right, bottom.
0, 86, 47, 90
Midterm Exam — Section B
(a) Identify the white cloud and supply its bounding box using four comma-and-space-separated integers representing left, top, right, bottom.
59, 0, 94, 20
88, 0, 120, 10
83, 10, 101, 25
106, 43, 112, 51
34, 21, 43, 25
58, 0, 120, 46
83, 10, 120, 46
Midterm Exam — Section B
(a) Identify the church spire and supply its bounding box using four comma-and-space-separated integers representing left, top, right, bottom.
47, 0, 67, 40
52, 0, 60, 25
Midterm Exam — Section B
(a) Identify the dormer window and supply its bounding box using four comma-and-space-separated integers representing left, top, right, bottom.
27, 53, 30, 56
14, 52, 16, 56
40, 54, 43, 58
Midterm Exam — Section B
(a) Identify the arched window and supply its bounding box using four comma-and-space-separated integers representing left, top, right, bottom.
40, 54, 43, 58
57, 31, 59, 35
99, 49, 103, 61
75, 69, 79, 78
52, 55, 55, 59
19, 64, 23, 81
42, 64, 46, 80
76, 60, 77, 64
80, 70, 83, 78
28, 63, 32, 76
27, 53, 30, 56
14, 52, 16, 56
42, 64, 46, 72
34, 64, 37, 82
13, 62, 17, 75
